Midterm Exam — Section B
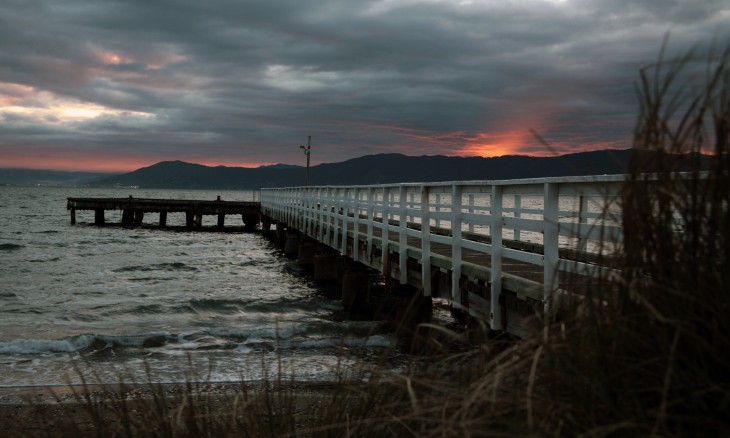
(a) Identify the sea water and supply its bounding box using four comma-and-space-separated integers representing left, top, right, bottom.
0, 186, 400, 388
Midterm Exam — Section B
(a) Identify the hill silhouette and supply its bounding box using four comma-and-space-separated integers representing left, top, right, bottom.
87, 149, 705, 189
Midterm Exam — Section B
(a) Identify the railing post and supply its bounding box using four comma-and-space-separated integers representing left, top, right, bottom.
435, 193, 441, 228
451, 184, 463, 307
381, 187, 390, 277
307, 188, 317, 237
300, 187, 311, 235
399, 185, 408, 284
577, 194, 588, 253
336, 188, 344, 254
514, 194, 522, 241
333, 188, 340, 250
421, 185, 432, 296
366, 187, 374, 262
352, 188, 360, 262
317, 187, 324, 242
408, 191, 415, 223
544, 182, 560, 313
490, 184, 503, 330
468, 193, 475, 233
328, 188, 335, 248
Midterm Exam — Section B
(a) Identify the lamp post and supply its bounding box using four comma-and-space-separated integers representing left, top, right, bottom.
300, 135, 311, 186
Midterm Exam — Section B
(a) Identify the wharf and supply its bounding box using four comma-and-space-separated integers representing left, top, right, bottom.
67, 196, 260, 229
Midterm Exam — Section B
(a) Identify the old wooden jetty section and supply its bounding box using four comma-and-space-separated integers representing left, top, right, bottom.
67, 196, 261, 229
260, 175, 630, 337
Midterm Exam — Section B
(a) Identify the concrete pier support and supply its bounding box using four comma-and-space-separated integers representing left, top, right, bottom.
284, 230, 300, 258
275, 222, 286, 245
94, 209, 105, 225
391, 283, 433, 352
186, 212, 194, 228
217, 214, 225, 229
297, 239, 317, 268
159, 211, 167, 227
194, 213, 203, 228
341, 262, 370, 313
133, 210, 144, 225
122, 209, 134, 225
313, 253, 339, 283
242, 214, 259, 230
70, 209, 76, 225
261, 216, 272, 233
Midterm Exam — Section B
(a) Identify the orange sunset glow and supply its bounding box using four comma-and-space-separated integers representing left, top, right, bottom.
457, 131, 535, 157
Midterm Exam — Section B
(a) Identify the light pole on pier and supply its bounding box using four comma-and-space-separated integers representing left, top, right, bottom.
300, 135, 311, 186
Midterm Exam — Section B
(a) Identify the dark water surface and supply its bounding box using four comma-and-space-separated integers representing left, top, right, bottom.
0, 186, 399, 387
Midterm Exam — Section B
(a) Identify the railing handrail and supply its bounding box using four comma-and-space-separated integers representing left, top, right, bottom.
260, 173, 701, 330
261, 171, 708, 191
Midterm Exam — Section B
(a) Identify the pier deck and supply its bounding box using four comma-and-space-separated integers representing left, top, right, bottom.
67, 197, 260, 229
260, 176, 631, 337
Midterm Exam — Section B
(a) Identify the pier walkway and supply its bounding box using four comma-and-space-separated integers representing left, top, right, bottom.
260, 175, 629, 337
67, 196, 261, 229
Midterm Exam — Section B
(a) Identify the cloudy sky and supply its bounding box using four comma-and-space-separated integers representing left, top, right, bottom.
1, 0, 728, 172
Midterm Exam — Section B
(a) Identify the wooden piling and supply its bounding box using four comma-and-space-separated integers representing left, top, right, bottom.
94, 209, 104, 225
313, 253, 339, 282
284, 230, 300, 257
122, 209, 134, 225
297, 240, 316, 267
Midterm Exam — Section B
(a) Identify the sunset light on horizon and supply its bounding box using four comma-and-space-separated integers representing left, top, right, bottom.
1, 1, 727, 173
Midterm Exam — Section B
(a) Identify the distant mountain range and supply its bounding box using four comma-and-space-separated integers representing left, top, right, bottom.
0, 149, 709, 189
0, 169, 114, 187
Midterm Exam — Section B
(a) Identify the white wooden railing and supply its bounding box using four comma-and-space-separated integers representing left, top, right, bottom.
261, 175, 636, 327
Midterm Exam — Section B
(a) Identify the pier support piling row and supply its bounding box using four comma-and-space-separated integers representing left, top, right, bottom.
259, 213, 544, 339
67, 197, 261, 230
261, 217, 436, 329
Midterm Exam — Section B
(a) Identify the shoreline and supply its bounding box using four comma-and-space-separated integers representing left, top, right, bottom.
0, 379, 350, 405
1, 379, 358, 436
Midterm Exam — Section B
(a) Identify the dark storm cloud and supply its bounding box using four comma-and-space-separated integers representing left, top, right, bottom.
0, 0, 728, 170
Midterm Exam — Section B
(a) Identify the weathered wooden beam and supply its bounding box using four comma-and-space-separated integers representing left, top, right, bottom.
94, 209, 104, 225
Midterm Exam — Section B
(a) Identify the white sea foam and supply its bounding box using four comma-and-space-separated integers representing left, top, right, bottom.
0, 339, 77, 354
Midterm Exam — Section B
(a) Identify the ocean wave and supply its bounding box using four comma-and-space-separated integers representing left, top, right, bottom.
123, 304, 165, 314
0, 243, 24, 251
113, 262, 198, 273
0, 332, 173, 355
29, 257, 61, 263
0, 338, 80, 354
186, 298, 249, 314
294, 335, 395, 349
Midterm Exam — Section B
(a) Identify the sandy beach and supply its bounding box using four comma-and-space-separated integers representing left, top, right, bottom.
0, 380, 354, 436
